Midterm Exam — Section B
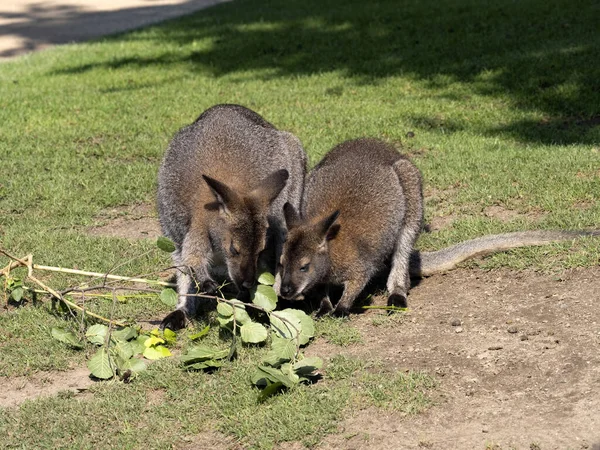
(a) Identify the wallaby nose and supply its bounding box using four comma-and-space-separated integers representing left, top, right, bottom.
242, 280, 254, 289
280, 285, 292, 297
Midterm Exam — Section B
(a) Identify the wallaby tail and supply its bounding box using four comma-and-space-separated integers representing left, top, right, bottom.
409, 229, 600, 277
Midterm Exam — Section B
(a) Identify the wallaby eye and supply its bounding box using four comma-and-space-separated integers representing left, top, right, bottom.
229, 242, 240, 256
299, 264, 309, 273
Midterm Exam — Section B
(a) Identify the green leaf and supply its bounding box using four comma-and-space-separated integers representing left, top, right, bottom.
122, 357, 147, 374
284, 309, 316, 345
240, 322, 268, 344
10, 286, 23, 302
143, 345, 172, 360
85, 324, 109, 346
189, 325, 210, 341
150, 328, 161, 337
293, 356, 323, 376
157, 236, 176, 253
163, 328, 177, 345
51, 327, 84, 349
270, 310, 302, 340
113, 340, 134, 361
252, 284, 277, 312
186, 359, 224, 371
159, 288, 178, 307
217, 314, 233, 329
87, 347, 114, 379
112, 327, 138, 342
263, 336, 296, 367
280, 363, 300, 385
217, 302, 234, 317
257, 381, 285, 402
130, 335, 148, 356
144, 335, 165, 348
181, 346, 229, 365
253, 365, 297, 388
230, 300, 251, 325
257, 271, 275, 286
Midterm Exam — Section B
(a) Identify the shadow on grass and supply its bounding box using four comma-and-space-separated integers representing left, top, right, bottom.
50, 0, 599, 145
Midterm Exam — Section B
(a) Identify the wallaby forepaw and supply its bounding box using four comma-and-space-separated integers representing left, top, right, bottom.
160, 310, 188, 331
201, 279, 219, 295
315, 297, 334, 317
332, 304, 351, 317
387, 292, 407, 309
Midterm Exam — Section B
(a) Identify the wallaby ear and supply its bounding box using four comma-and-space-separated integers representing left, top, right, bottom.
318, 210, 341, 241
202, 174, 240, 214
250, 169, 289, 205
283, 202, 300, 229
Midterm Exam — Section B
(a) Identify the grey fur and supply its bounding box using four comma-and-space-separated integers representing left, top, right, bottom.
276, 138, 423, 315
410, 229, 600, 277
157, 104, 306, 329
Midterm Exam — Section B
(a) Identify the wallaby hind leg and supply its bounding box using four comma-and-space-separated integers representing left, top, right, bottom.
161, 231, 217, 331
387, 158, 423, 308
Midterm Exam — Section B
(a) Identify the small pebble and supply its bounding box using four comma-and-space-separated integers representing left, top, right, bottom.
488, 345, 503, 351
508, 326, 518, 334
455, 327, 463, 333
451, 318, 462, 327
520, 335, 529, 341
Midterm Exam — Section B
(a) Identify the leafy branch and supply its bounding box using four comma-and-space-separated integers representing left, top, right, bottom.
1, 239, 322, 398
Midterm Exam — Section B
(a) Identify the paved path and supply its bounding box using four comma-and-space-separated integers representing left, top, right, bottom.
0, 0, 231, 60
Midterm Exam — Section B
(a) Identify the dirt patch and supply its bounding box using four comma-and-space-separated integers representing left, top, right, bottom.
426, 214, 457, 231
177, 430, 242, 450
87, 203, 161, 240
483, 204, 547, 223
304, 267, 600, 449
0, 367, 95, 408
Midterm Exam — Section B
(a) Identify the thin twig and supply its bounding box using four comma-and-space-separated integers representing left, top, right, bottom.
361, 305, 408, 312
34, 264, 176, 287
0, 250, 126, 327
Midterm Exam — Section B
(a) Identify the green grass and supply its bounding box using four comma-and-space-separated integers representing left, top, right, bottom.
316, 316, 364, 346
1, 0, 599, 447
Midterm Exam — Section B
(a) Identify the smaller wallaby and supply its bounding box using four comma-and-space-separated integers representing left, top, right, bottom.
276, 138, 600, 316
158, 104, 306, 330
276, 138, 424, 316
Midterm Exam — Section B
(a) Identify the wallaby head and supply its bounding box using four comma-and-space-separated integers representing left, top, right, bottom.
203, 168, 289, 291
277, 202, 340, 300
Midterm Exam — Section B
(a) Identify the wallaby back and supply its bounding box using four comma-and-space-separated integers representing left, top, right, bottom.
277, 138, 423, 315
158, 104, 306, 330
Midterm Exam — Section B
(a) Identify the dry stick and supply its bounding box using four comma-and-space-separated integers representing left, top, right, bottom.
0, 250, 127, 327
34, 264, 176, 287
2, 249, 302, 346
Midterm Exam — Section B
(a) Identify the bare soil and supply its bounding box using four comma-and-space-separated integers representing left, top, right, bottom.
86, 203, 161, 240
0, 367, 94, 408
13, 205, 600, 448
312, 267, 600, 450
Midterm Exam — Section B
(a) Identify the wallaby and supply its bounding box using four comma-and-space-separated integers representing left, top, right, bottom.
276, 138, 424, 316
157, 104, 306, 330
276, 138, 600, 316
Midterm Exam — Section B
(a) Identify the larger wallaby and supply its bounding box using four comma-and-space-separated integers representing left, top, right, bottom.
276, 138, 600, 316
158, 104, 306, 330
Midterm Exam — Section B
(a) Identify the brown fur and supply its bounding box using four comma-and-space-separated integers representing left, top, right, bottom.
275, 138, 423, 315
